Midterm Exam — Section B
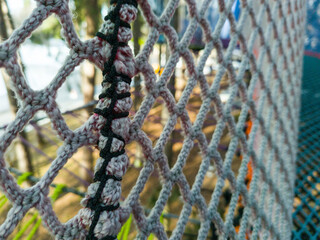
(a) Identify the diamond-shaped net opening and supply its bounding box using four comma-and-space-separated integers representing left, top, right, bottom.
0, 0, 305, 239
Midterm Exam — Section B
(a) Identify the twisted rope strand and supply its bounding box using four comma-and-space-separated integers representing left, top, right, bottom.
79, 1, 137, 239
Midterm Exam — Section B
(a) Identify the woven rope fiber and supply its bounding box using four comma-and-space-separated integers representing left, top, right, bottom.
0, 0, 305, 239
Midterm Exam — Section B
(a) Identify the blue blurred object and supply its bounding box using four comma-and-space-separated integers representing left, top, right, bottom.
148, 0, 241, 48
180, 0, 241, 50
148, 0, 166, 44
305, 0, 320, 55
148, 0, 164, 16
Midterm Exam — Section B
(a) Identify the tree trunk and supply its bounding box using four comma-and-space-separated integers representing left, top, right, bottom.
132, 11, 144, 167
162, 3, 179, 232
133, 11, 143, 111
81, 0, 100, 114
163, 5, 179, 168
0, 0, 33, 174
79, 0, 101, 183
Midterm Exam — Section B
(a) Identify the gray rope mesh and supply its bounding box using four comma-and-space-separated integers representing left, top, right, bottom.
0, 0, 306, 239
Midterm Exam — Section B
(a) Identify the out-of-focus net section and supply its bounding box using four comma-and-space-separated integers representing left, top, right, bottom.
292, 56, 320, 240
0, 0, 305, 239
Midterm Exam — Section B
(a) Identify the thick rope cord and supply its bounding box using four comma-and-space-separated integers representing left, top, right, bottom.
79, 1, 137, 239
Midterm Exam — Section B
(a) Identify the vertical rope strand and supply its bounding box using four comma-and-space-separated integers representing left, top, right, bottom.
79, 1, 137, 239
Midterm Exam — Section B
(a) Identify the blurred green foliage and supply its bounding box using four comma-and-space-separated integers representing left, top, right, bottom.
29, 17, 61, 43
29, 0, 104, 44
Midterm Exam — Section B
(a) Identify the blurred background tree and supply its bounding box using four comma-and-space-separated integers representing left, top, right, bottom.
0, 0, 33, 175
30, 0, 104, 183
74, 0, 103, 184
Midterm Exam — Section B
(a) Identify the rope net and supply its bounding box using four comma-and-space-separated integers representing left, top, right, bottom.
0, 0, 305, 239
292, 56, 320, 239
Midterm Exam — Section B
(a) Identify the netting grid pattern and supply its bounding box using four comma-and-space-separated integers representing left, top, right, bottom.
0, 0, 306, 239
292, 56, 320, 239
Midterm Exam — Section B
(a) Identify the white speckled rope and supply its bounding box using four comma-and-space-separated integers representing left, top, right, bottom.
0, 0, 305, 239
78, 1, 138, 239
